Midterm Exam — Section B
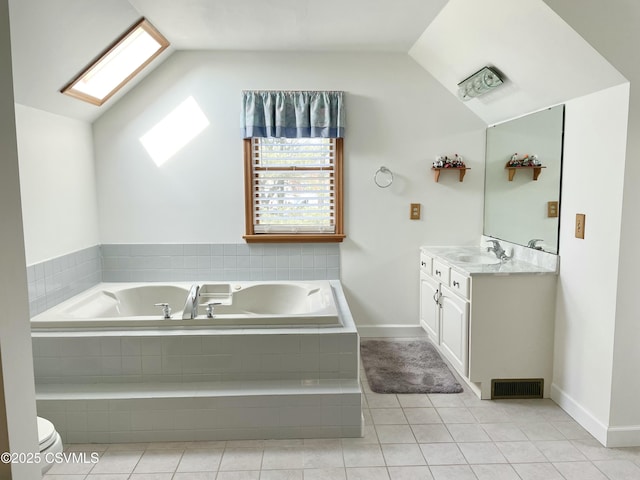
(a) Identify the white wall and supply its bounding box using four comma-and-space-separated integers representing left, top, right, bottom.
93, 50, 486, 331
15, 104, 100, 265
551, 84, 629, 444
544, 0, 640, 448
409, 0, 626, 125
0, 0, 40, 477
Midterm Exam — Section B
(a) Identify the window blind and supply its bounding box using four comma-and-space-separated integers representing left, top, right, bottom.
251, 137, 336, 233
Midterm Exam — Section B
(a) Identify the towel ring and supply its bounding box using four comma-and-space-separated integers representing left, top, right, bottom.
374, 166, 393, 188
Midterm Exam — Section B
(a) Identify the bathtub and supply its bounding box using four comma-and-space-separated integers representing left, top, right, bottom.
32, 279, 362, 442
31, 280, 341, 331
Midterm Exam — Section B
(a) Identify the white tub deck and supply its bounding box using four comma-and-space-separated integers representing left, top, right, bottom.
32, 280, 362, 443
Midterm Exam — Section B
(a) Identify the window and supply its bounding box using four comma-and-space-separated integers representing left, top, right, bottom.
243, 137, 344, 243
61, 18, 169, 106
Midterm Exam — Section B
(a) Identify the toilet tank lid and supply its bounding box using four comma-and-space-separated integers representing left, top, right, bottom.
37, 417, 56, 446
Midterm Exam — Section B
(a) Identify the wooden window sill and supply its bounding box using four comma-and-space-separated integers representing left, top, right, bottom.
243, 234, 346, 244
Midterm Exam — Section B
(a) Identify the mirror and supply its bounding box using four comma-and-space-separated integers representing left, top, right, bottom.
484, 105, 564, 254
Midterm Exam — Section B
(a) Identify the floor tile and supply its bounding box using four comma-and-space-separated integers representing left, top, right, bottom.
419, 443, 467, 465
342, 444, 385, 467
302, 445, 344, 468
403, 408, 441, 425
370, 409, 408, 425
397, 395, 432, 408
387, 465, 434, 480
552, 421, 593, 439
571, 438, 629, 461
366, 394, 400, 408
259, 469, 303, 480
435, 407, 475, 424
172, 473, 216, 480
518, 422, 565, 441
220, 448, 264, 471
446, 424, 491, 442
84, 475, 129, 480
381, 443, 426, 466
468, 406, 510, 424
552, 461, 608, 479
176, 448, 223, 472
90, 450, 144, 474
471, 464, 520, 480
428, 395, 466, 408
495, 441, 547, 463
458, 442, 507, 464
535, 440, 588, 462
216, 472, 260, 480
593, 459, 640, 480
303, 467, 347, 480
133, 450, 183, 473
482, 423, 528, 441
129, 474, 173, 480
411, 424, 454, 443
375, 425, 416, 444
345, 467, 390, 480
262, 447, 305, 470
511, 462, 564, 480
429, 465, 477, 480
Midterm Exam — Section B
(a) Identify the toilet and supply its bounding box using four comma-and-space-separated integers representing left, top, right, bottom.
37, 416, 63, 474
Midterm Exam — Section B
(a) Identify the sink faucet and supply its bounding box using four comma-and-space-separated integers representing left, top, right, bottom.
182, 283, 201, 319
527, 239, 544, 250
486, 239, 511, 261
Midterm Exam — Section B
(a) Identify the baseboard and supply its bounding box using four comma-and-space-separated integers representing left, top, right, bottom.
606, 425, 640, 447
551, 382, 609, 446
357, 324, 425, 338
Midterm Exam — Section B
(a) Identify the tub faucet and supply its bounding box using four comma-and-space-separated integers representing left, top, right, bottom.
182, 284, 201, 319
486, 239, 511, 261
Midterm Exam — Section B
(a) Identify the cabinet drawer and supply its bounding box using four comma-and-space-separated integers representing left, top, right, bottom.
420, 252, 432, 275
449, 270, 470, 299
432, 260, 450, 284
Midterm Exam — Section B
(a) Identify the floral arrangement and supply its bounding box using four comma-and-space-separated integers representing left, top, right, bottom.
433, 154, 465, 168
506, 153, 541, 167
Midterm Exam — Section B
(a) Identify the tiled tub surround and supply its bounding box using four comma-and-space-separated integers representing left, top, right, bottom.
101, 243, 341, 283
33, 280, 363, 443
26, 243, 341, 317
27, 245, 102, 317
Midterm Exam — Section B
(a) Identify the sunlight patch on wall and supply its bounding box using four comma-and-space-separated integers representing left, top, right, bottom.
140, 96, 210, 166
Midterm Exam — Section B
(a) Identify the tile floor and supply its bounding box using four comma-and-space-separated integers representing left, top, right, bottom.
43, 361, 640, 480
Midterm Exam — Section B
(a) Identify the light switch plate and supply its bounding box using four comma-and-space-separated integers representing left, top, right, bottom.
410, 203, 421, 220
575, 213, 585, 239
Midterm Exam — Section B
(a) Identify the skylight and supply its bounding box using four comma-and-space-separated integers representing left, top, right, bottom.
61, 18, 169, 106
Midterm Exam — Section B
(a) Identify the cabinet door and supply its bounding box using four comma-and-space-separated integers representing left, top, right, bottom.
439, 285, 469, 376
419, 272, 440, 343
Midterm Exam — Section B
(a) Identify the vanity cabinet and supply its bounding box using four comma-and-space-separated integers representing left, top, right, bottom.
420, 256, 469, 376
419, 247, 557, 399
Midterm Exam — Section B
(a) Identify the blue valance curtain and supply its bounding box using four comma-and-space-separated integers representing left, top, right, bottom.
241, 90, 345, 138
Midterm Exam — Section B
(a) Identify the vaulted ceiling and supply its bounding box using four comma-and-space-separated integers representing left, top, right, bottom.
7, 0, 629, 126
8, 0, 448, 122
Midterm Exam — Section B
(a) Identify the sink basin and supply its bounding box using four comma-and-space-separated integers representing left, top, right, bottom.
452, 254, 501, 265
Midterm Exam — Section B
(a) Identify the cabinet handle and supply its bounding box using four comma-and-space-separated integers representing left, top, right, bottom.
453, 280, 460, 287
433, 289, 442, 306
421, 261, 426, 266
435, 269, 441, 276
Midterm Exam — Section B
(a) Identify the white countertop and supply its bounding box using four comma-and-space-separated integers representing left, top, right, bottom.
421, 245, 559, 276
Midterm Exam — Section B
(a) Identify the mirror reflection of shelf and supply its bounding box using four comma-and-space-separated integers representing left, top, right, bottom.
506, 165, 546, 181
432, 167, 470, 182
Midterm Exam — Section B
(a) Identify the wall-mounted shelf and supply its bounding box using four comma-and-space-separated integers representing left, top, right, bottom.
432, 167, 469, 183
506, 165, 546, 181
